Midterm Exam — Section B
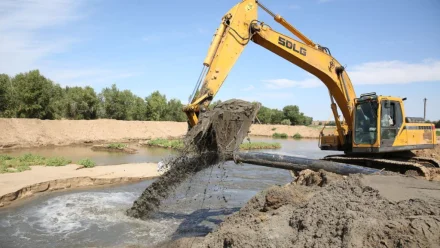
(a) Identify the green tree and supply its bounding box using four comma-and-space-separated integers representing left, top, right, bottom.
270, 109, 284, 124
12, 70, 58, 119
145, 91, 167, 121
281, 119, 291, 125
164, 98, 186, 122
128, 96, 147, 121
99, 84, 129, 120
256, 105, 272, 124
65, 86, 99, 119
0, 74, 13, 117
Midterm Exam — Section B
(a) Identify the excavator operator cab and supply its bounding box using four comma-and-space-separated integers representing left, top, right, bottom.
354, 93, 379, 145
353, 93, 408, 151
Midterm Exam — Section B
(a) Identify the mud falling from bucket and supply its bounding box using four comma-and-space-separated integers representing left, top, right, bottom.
126, 99, 260, 219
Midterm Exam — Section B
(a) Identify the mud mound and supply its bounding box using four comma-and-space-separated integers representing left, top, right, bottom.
196, 171, 440, 248
126, 100, 260, 219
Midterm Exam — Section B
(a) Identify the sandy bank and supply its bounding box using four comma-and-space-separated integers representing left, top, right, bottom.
0, 163, 159, 208
0, 118, 188, 149
0, 119, 334, 149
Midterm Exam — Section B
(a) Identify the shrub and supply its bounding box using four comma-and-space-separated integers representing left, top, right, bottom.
272, 132, 288, 139
146, 139, 184, 149
280, 119, 291, 125
240, 142, 281, 150
271, 128, 277, 131
46, 157, 72, 167
78, 158, 96, 168
292, 133, 302, 139
106, 143, 127, 149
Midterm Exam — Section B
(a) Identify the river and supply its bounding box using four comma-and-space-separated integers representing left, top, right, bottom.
0, 137, 341, 248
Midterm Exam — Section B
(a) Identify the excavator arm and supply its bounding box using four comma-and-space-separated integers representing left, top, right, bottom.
183, 0, 356, 146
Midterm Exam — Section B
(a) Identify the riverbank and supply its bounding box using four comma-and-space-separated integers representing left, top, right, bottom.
0, 118, 332, 149
0, 163, 159, 208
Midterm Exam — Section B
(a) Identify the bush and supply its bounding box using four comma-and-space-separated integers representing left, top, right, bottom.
0, 153, 71, 173
272, 132, 288, 139
78, 158, 96, 168
326, 121, 336, 126
271, 128, 276, 131
280, 119, 291, 125
292, 133, 302, 139
318, 122, 322, 125
146, 138, 184, 149
106, 143, 127, 149
46, 157, 72, 166
240, 142, 281, 150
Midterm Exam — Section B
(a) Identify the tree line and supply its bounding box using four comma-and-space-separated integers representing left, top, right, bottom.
0, 70, 313, 125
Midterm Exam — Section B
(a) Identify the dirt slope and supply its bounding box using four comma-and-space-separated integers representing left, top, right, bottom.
0, 119, 333, 149
0, 118, 187, 149
167, 170, 440, 248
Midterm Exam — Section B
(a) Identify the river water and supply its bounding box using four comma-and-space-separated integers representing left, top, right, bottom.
0, 137, 340, 248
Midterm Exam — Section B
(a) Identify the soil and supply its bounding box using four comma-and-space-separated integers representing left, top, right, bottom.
163, 170, 440, 248
414, 144, 440, 159
126, 100, 261, 219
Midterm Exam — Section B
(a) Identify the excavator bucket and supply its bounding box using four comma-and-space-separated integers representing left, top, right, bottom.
185, 99, 261, 159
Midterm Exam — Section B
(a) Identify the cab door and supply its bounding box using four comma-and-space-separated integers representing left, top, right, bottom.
380, 100, 403, 147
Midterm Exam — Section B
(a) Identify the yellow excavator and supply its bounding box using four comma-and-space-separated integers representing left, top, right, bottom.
183, 0, 438, 175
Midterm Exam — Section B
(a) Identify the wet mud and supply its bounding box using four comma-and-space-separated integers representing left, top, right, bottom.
183, 170, 440, 248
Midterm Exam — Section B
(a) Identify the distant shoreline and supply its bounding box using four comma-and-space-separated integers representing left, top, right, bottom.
0, 118, 335, 149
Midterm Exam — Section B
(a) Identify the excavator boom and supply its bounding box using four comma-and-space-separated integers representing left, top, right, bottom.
184, 0, 355, 147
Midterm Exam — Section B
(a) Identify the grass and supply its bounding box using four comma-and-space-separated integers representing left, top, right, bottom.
437, 130, 440, 136
239, 142, 281, 150
272, 132, 288, 139
292, 133, 302, 139
0, 153, 73, 173
147, 138, 282, 151
106, 143, 128, 149
46, 157, 72, 167
77, 158, 96, 168
271, 128, 277, 131
146, 138, 184, 149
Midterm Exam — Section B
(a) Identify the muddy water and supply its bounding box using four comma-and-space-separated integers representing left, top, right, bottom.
2, 144, 177, 165
0, 138, 341, 248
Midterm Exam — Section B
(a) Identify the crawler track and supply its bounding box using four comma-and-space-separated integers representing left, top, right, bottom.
323, 154, 440, 179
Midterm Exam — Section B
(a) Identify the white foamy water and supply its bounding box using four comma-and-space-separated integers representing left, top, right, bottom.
0, 181, 185, 248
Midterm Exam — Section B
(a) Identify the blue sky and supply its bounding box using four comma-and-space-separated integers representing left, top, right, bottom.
1, 0, 439, 121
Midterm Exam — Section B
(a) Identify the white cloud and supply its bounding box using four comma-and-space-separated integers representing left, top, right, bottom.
263, 78, 322, 89
0, 0, 84, 75
349, 60, 440, 85
242, 85, 255, 91
0, 0, 136, 87
262, 60, 440, 89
